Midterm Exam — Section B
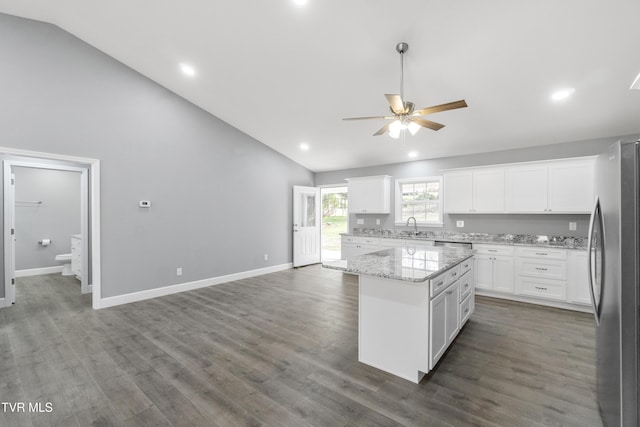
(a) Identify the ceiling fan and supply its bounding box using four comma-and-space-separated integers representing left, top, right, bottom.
343, 42, 468, 139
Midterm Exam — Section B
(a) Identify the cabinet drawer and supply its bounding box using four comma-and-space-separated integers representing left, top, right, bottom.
458, 270, 473, 301
515, 247, 566, 260
458, 257, 473, 276
516, 277, 566, 301
516, 258, 566, 281
460, 293, 473, 326
474, 245, 514, 256
430, 265, 461, 298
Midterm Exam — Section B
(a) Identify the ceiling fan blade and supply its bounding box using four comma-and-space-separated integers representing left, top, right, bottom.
413, 99, 468, 116
373, 123, 392, 136
385, 94, 405, 114
410, 117, 445, 131
343, 116, 393, 121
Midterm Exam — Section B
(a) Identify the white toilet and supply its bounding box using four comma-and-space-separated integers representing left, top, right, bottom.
55, 253, 73, 276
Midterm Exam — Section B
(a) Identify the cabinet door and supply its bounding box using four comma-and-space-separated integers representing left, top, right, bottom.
473, 168, 505, 212
474, 254, 494, 290
492, 256, 515, 293
443, 171, 473, 213
341, 243, 357, 260
567, 250, 591, 305
548, 160, 594, 213
505, 165, 548, 212
445, 282, 460, 344
429, 291, 447, 369
347, 180, 368, 213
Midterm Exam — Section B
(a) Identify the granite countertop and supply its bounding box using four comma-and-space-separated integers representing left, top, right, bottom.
323, 246, 475, 283
342, 229, 587, 250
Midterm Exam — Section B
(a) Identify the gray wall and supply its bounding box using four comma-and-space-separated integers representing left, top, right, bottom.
14, 167, 81, 271
315, 135, 640, 237
0, 13, 313, 299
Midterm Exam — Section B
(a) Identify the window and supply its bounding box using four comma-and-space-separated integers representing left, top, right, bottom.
394, 177, 443, 227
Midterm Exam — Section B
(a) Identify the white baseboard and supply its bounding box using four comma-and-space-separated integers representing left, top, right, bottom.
15, 266, 64, 277
99, 263, 293, 309
0, 297, 6, 308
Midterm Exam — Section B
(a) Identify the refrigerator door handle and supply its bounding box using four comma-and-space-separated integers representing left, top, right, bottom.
587, 196, 600, 326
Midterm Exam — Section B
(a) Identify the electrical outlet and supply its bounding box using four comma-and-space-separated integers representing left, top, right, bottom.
176, 267, 182, 276
356, 218, 364, 225
569, 222, 577, 231
456, 220, 464, 228
264, 254, 268, 261
376, 218, 380, 225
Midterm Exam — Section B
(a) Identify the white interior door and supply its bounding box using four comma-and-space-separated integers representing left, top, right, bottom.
293, 185, 321, 267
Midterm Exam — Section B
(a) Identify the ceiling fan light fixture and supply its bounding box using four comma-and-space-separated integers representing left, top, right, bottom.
389, 127, 401, 139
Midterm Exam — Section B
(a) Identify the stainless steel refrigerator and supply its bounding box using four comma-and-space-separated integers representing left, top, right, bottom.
589, 140, 639, 427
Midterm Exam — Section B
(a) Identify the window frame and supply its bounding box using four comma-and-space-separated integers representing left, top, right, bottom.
394, 176, 444, 227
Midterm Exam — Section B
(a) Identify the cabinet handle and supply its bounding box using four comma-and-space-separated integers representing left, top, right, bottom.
464, 308, 469, 314
464, 283, 469, 289
451, 272, 457, 277
535, 252, 548, 256
488, 249, 498, 252
447, 290, 453, 295
535, 267, 548, 271
436, 281, 444, 287
534, 286, 548, 291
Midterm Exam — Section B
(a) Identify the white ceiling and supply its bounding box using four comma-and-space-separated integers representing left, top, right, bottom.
2, 0, 640, 172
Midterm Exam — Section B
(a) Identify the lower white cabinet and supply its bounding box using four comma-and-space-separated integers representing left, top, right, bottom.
341, 236, 379, 259
71, 234, 82, 279
474, 245, 514, 293
566, 250, 590, 305
515, 247, 567, 301
429, 281, 460, 369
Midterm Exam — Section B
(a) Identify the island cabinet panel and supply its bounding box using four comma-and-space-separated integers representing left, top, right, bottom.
346, 175, 391, 214
429, 281, 460, 370
358, 276, 430, 383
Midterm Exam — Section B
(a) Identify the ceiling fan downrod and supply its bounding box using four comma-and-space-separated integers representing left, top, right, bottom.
396, 42, 409, 107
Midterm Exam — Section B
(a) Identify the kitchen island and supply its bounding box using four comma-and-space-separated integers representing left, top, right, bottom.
324, 246, 475, 383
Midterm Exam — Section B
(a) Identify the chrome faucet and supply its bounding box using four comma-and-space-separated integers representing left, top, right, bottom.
406, 216, 418, 236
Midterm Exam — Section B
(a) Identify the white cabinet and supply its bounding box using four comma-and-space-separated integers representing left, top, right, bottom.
548, 161, 594, 213
515, 247, 567, 301
379, 238, 434, 250
429, 280, 460, 369
444, 157, 594, 215
505, 159, 594, 213
505, 165, 548, 212
341, 236, 380, 259
474, 245, 514, 293
443, 168, 504, 213
567, 250, 590, 306
346, 175, 391, 214
71, 234, 81, 279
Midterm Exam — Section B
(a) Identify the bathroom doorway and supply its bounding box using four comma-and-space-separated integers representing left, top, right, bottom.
3, 159, 92, 306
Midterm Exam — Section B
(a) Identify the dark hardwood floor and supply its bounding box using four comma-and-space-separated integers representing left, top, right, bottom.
0, 266, 602, 426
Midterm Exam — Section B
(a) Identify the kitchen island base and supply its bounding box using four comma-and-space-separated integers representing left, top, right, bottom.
359, 275, 429, 383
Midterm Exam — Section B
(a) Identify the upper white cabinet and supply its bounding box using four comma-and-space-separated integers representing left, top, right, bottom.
444, 157, 594, 214
505, 158, 594, 213
444, 168, 505, 213
346, 175, 391, 214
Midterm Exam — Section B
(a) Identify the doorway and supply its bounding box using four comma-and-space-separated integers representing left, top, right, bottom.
2, 149, 101, 310
320, 186, 348, 262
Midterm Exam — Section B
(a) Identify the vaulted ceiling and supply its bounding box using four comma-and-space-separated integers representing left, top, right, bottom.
1, 0, 640, 172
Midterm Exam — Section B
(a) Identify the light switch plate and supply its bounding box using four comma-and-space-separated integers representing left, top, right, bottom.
357, 218, 364, 225
569, 221, 577, 231
456, 220, 464, 228
376, 218, 380, 225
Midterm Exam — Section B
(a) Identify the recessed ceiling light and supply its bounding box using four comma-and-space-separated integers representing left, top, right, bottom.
179, 63, 196, 77
300, 143, 310, 151
551, 88, 575, 101
408, 151, 418, 158
293, 0, 308, 5
630, 72, 640, 90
